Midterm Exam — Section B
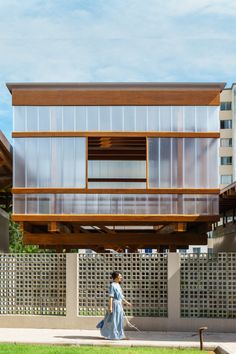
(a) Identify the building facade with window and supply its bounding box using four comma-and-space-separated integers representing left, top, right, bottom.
8, 83, 224, 252
219, 83, 236, 188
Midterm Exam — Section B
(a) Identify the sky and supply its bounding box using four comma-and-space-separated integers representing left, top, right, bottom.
1, 0, 236, 141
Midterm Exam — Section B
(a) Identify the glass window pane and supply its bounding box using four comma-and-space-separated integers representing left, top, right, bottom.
221, 138, 232, 147
220, 120, 232, 129
221, 175, 233, 184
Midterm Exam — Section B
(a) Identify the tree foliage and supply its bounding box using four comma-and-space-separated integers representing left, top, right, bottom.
9, 215, 43, 253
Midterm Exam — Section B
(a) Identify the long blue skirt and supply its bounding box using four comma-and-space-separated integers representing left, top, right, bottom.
98, 300, 125, 340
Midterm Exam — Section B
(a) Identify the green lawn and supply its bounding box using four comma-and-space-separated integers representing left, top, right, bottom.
0, 344, 210, 354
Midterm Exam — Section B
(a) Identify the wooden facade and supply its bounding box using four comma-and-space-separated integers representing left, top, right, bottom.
8, 82, 225, 252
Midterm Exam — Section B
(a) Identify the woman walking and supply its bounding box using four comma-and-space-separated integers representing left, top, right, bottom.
98, 271, 132, 340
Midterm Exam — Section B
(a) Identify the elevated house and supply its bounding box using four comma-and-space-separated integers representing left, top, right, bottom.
8, 82, 225, 252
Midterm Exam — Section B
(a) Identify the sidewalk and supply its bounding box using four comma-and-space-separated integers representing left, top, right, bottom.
0, 328, 235, 353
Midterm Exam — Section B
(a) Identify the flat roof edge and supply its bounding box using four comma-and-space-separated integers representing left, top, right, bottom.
6, 82, 226, 93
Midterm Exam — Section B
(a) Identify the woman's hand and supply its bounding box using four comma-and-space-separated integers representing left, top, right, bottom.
108, 307, 113, 313
124, 299, 132, 307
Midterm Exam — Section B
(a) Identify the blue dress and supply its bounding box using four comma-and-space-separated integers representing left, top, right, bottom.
98, 282, 125, 340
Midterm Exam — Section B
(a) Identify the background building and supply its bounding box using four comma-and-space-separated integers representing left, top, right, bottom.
219, 83, 236, 189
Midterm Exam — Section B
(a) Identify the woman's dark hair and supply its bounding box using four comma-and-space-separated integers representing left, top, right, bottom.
111, 271, 121, 280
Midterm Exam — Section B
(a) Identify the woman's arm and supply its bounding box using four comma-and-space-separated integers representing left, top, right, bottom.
108, 296, 113, 313
122, 298, 132, 307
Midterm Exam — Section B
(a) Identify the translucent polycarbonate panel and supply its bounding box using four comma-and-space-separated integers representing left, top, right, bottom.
25, 139, 38, 187
62, 106, 75, 131
13, 106, 26, 131
136, 106, 147, 131
13, 139, 25, 187
124, 106, 135, 131
13, 138, 86, 188
172, 106, 184, 131
13, 194, 218, 215
26, 107, 38, 131
27, 194, 38, 214
75, 106, 87, 131
13, 106, 219, 132
88, 160, 146, 178
147, 106, 159, 131
208, 106, 219, 131
111, 107, 123, 131
184, 139, 196, 187
148, 138, 218, 188
38, 138, 51, 187
207, 138, 219, 187
74, 138, 86, 187
196, 138, 208, 188
184, 106, 195, 131
88, 182, 147, 188
87, 106, 99, 131
50, 107, 63, 131
100, 106, 111, 130
159, 107, 172, 131
196, 106, 208, 132
38, 107, 50, 131
13, 195, 25, 214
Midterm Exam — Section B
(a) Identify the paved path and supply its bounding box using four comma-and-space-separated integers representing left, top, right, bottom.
0, 328, 235, 353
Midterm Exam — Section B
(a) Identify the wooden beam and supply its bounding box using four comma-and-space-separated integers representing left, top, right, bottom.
23, 232, 207, 246
12, 187, 220, 194
13, 214, 220, 224
48, 222, 60, 233
174, 223, 187, 232
12, 89, 220, 106
12, 131, 220, 138
98, 226, 116, 234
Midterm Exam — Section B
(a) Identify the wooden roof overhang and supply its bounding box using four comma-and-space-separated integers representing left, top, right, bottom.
7, 82, 226, 106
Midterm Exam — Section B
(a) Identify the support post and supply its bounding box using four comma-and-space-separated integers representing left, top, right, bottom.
66, 253, 78, 322
168, 252, 181, 322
